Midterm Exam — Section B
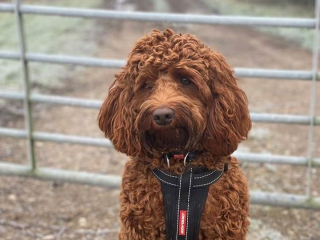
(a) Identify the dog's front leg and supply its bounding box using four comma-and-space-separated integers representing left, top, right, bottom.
118, 160, 166, 240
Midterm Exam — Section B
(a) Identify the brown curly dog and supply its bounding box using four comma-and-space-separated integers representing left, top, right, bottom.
99, 29, 251, 240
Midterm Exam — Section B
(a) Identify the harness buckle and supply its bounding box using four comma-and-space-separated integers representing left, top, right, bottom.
164, 151, 196, 168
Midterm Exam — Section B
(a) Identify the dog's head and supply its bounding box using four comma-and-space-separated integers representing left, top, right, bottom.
99, 29, 251, 158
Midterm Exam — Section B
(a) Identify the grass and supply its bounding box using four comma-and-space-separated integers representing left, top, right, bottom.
200, 0, 315, 50
0, 0, 103, 91
150, 0, 171, 12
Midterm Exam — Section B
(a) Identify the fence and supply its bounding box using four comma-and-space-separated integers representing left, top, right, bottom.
0, 0, 319, 209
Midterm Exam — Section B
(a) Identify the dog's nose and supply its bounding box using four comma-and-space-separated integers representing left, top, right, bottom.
152, 107, 175, 126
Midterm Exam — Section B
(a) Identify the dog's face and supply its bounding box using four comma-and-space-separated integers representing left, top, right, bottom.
133, 66, 208, 153
99, 29, 251, 158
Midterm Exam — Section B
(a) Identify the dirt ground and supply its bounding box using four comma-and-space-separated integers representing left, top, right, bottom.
1, 0, 320, 239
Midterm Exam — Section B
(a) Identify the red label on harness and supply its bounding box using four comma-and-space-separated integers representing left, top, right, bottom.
174, 154, 184, 160
178, 210, 187, 236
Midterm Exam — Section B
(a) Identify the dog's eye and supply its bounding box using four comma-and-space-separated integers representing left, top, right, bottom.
180, 77, 191, 85
145, 84, 153, 91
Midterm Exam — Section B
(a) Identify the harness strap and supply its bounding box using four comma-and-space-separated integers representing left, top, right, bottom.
152, 166, 226, 240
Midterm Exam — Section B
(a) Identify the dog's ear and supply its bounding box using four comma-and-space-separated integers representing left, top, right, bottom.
204, 52, 251, 156
98, 71, 140, 156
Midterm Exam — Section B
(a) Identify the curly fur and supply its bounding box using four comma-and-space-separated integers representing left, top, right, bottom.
99, 29, 251, 240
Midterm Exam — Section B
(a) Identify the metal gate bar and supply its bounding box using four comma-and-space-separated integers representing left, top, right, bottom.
0, 92, 319, 125
0, 3, 316, 28
1, 51, 319, 80
306, 0, 320, 197
0, 162, 122, 188
0, 1, 319, 209
13, 0, 36, 169
0, 162, 319, 209
1, 127, 320, 167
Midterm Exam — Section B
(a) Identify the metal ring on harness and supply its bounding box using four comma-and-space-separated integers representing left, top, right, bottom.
183, 152, 190, 166
165, 154, 170, 168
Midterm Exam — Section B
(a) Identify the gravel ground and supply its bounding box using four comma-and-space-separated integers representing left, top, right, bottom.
0, 0, 320, 239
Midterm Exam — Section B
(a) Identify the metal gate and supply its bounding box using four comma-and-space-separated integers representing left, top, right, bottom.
0, 0, 319, 209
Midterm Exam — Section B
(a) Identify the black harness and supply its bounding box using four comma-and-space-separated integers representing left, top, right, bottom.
152, 152, 227, 240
